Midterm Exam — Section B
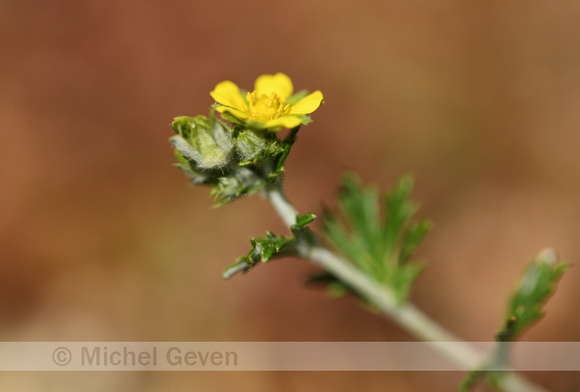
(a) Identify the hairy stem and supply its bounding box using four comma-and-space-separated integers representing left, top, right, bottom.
263, 182, 548, 392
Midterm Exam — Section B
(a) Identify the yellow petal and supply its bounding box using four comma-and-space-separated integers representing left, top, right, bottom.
216, 106, 249, 121
254, 73, 293, 99
265, 115, 302, 130
289, 90, 324, 115
210, 81, 246, 111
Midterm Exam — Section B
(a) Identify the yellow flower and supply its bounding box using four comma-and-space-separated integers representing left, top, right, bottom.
210, 73, 323, 131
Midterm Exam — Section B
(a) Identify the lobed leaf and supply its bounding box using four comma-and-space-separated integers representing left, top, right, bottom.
321, 173, 430, 303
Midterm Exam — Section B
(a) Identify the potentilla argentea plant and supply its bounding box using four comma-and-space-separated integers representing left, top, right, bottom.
169, 73, 568, 392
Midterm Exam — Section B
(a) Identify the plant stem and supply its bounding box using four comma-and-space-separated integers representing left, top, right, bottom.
262, 182, 549, 392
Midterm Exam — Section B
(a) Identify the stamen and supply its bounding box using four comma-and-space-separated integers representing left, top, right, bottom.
245, 91, 291, 122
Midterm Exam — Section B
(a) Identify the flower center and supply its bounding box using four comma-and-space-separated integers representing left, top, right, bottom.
245, 91, 291, 122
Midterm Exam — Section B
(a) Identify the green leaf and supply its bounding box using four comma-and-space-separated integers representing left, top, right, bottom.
457, 370, 480, 392
222, 259, 253, 279
496, 248, 569, 342
306, 273, 355, 299
322, 173, 430, 303
295, 213, 317, 228
224, 231, 297, 279
459, 249, 568, 391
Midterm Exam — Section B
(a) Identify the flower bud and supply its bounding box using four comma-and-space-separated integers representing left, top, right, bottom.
170, 115, 233, 169
235, 129, 267, 161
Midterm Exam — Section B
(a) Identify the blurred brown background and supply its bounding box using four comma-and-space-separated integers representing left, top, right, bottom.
1, 0, 580, 390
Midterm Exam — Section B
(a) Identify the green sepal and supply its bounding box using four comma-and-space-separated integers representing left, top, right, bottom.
210, 176, 248, 206
293, 114, 313, 126
173, 149, 219, 186
209, 166, 265, 207
271, 126, 299, 178
286, 90, 309, 106
211, 105, 245, 126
